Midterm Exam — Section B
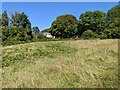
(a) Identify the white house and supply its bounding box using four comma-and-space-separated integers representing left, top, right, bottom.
43, 32, 55, 38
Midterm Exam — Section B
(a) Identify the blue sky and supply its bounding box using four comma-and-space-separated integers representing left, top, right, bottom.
2, 2, 118, 30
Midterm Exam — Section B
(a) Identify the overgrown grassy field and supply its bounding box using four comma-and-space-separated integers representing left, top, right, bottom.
2, 39, 118, 88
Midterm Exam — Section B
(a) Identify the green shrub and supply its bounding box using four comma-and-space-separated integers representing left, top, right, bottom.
1, 26, 35, 45
81, 30, 98, 39
98, 33, 107, 39
17, 31, 28, 41
103, 28, 120, 39
110, 28, 120, 38
37, 32, 46, 39
1, 26, 10, 41
103, 29, 112, 39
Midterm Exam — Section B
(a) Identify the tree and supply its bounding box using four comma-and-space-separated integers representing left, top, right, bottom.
42, 28, 50, 33
0, 16, 2, 26
102, 28, 120, 39
10, 11, 33, 40
20, 12, 31, 29
50, 14, 78, 38
104, 5, 120, 39
1, 11, 9, 26
78, 10, 106, 36
11, 11, 31, 29
32, 26, 40, 34
107, 5, 120, 28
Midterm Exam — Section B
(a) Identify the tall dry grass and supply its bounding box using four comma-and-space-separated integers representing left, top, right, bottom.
2, 39, 118, 88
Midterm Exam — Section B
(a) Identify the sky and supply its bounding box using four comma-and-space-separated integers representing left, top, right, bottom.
2, 2, 118, 30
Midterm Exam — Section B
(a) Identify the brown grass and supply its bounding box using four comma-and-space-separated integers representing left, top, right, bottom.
2, 39, 118, 88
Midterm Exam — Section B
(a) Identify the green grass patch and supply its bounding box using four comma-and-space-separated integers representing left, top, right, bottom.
2, 39, 118, 88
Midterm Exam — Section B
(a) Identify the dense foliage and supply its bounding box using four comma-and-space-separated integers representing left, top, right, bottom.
0, 11, 46, 45
49, 5, 120, 39
1, 5, 120, 46
81, 30, 98, 39
32, 26, 40, 34
78, 10, 106, 35
1, 11, 9, 26
50, 14, 78, 38
11, 12, 31, 29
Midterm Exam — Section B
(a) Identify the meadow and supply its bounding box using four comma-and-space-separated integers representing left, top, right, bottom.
2, 39, 118, 88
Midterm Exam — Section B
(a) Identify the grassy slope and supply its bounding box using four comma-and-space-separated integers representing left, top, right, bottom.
2, 39, 118, 88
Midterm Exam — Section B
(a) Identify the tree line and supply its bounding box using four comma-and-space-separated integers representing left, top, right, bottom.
50, 5, 120, 39
0, 4, 120, 45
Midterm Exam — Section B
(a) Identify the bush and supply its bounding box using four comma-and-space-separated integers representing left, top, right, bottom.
37, 32, 46, 39
98, 32, 107, 39
81, 30, 98, 39
1, 26, 10, 41
102, 29, 112, 39
103, 28, 120, 39
1, 26, 34, 46
110, 28, 120, 38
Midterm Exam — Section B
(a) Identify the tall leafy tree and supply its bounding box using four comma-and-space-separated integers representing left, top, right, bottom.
50, 14, 78, 38
20, 12, 31, 29
78, 10, 106, 36
107, 5, 120, 28
11, 11, 20, 27
104, 5, 120, 39
10, 11, 33, 40
11, 11, 31, 29
1, 11, 9, 26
